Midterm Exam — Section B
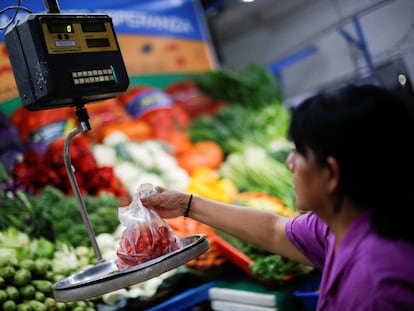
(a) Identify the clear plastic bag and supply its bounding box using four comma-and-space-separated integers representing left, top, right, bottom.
116, 183, 182, 270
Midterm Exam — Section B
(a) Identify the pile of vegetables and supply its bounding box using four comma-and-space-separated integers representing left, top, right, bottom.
0, 165, 123, 247
29, 186, 122, 247
92, 135, 190, 197
0, 228, 95, 311
0, 225, 179, 310
220, 147, 295, 208
12, 136, 128, 199
194, 63, 282, 109
0, 165, 32, 234
189, 64, 290, 155
235, 191, 296, 217
186, 166, 238, 204
190, 102, 291, 156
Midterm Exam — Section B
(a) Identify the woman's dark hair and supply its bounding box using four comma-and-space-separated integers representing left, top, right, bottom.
288, 84, 414, 243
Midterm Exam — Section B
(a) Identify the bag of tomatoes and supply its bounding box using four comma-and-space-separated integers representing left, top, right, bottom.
116, 183, 182, 270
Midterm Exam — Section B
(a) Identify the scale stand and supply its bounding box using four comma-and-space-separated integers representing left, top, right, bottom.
63, 105, 104, 263
52, 105, 210, 302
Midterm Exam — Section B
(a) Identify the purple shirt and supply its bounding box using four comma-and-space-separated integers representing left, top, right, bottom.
286, 211, 414, 311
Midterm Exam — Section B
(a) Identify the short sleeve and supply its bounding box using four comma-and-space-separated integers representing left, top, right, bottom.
285, 212, 330, 270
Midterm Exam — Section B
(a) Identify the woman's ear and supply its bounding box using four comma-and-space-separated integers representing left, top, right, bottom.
326, 156, 340, 193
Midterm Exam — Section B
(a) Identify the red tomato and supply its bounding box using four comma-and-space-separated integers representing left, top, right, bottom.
117, 219, 181, 269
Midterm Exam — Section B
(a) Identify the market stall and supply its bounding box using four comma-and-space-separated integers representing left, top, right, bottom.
0, 1, 321, 310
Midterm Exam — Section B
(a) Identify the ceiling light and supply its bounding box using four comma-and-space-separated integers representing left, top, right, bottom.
398, 74, 407, 86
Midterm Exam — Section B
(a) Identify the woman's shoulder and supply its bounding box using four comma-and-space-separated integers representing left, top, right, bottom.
287, 212, 332, 245
286, 212, 332, 269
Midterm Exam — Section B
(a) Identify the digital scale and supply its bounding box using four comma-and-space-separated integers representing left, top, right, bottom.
4, 0, 209, 302
5, 12, 130, 110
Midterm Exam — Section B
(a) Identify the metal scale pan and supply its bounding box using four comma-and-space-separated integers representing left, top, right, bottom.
53, 234, 209, 302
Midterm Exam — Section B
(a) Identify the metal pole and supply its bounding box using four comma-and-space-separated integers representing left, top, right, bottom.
63, 106, 104, 263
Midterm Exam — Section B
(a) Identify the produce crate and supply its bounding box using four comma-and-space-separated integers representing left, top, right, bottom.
145, 281, 218, 311
213, 235, 295, 289
293, 277, 321, 311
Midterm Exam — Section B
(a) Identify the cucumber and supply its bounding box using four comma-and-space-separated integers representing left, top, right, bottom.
0, 266, 15, 281
34, 291, 45, 302
32, 260, 50, 279
31, 281, 52, 296
16, 303, 32, 311
55, 302, 67, 311
19, 284, 36, 300
0, 289, 7, 303
19, 260, 35, 273
3, 300, 17, 311
29, 300, 47, 311
12, 269, 32, 286
5, 286, 19, 301
43, 297, 56, 309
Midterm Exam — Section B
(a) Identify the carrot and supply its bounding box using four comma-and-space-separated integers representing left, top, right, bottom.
100, 119, 152, 141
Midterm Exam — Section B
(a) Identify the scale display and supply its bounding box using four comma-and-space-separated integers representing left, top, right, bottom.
5, 14, 130, 110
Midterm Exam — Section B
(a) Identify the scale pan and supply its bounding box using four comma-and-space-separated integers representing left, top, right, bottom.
53, 234, 209, 302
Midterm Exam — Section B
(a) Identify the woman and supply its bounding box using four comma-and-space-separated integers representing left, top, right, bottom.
141, 85, 414, 310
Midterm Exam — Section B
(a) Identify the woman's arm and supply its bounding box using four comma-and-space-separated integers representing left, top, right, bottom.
142, 188, 313, 266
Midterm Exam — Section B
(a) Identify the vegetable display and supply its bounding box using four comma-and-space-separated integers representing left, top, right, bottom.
194, 63, 282, 109
29, 186, 122, 247
0, 164, 33, 234
0, 228, 95, 311
1, 63, 304, 308
220, 147, 296, 208
12, 136, 128, 199
0, 167, 123, 248
235, 191, 296, 217
186, 166, 238, 204
189, 102, 291, 156
92, 136, 190, 197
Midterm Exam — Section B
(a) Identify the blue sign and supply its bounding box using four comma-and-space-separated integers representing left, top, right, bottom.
0, 0, 210, 41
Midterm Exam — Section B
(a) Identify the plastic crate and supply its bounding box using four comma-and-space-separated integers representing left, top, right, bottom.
293, 277, 320, 311
145, 281, 218, 311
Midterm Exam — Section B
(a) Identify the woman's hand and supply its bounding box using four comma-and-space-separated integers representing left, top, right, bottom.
140, 186, 191, 219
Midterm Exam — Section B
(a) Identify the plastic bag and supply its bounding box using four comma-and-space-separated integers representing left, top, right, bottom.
116, 183, 182, 270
